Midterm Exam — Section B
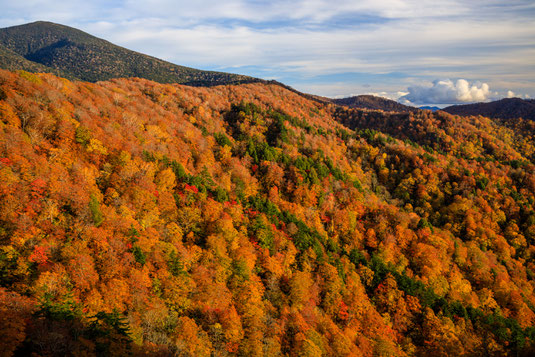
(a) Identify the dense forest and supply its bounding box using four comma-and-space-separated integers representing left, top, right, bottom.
1, 69, 535, 356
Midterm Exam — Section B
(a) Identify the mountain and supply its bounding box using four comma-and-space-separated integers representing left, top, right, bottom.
0, 42, 74, 78
332, 95, 418, 113
419, 105, 441, 112
0, 21, 258, 86
1, 69, 535, 356
443, 97, 535, 121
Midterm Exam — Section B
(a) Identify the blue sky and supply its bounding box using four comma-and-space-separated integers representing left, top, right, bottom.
1, 0, 534, 105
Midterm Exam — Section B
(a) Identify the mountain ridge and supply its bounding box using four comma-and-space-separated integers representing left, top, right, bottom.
0, 21, 259, 86
443, 97, 535, 121
332, 94, 418, 113
419, 105, 441, 112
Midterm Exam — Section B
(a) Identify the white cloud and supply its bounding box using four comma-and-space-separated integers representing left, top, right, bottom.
399, 79, 496, 104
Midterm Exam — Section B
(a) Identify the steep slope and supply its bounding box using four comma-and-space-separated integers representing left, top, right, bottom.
332, 104, 535, 163
0, 43, 75, 79
1, 70, 535, 356
0, 21, 257, 86
443, 98, 535, 121
333, 95, 418, 113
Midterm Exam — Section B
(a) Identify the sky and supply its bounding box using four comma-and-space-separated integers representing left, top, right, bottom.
1, 0, 534, 106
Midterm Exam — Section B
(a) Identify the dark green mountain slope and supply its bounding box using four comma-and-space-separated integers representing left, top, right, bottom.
0, 21, 257, 86
0, 42, 75, 78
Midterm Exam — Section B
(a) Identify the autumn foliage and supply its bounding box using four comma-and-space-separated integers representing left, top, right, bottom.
1, 69, 535, 356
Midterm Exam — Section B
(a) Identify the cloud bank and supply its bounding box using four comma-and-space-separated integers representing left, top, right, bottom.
399, 79, 495, 104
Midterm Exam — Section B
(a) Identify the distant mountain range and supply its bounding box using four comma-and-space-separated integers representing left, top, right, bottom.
443, 98, 535, 121
419, 106, 441, 112
0, 21, 258, 86
332, 95, 418, 113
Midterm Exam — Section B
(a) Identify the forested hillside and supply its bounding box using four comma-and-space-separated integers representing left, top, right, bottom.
332, 95, 417, 113
0, 43, 73, 79
443, 98, 535, 122
0, 22, 257, 86
1, 69, 535, 356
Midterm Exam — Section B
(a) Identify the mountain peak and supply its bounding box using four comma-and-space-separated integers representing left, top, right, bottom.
0, 21, 259, 86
